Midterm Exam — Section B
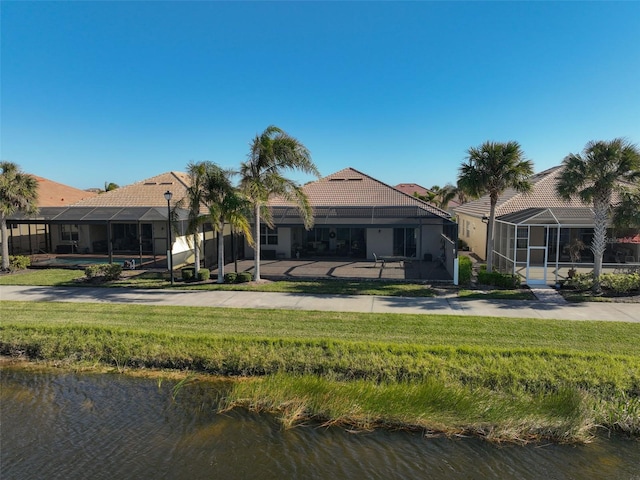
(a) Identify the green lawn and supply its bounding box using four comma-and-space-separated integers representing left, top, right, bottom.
2, 300, 639, 443
0, 269, 436, 296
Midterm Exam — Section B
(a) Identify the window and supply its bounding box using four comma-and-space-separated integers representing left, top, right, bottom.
61, 224, 79, 242
260, 226, 278, 245
465, 220, 471, 237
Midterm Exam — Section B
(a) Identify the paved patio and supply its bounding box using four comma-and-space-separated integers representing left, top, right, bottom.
213, 258, 452, 282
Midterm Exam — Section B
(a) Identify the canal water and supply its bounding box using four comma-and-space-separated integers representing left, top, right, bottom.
1, 367, 638, 480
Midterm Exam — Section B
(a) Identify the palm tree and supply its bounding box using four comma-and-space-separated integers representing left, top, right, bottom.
556, 138, 640, 292
613, 185, 640, 229
435, 184, 459, 210
203, 164, 254, 283
1, 162, 39, 270
175, 161, 211, 277
239, 126, 320, 281
457, 141, 534, 273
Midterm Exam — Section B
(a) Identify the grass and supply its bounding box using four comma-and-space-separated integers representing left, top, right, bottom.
1, 300, 639, 443
0, 269, 436, 296
458, 289, 536, 300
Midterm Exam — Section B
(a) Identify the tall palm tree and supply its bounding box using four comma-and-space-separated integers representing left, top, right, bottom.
457, 141, 534, 273
203, 165, 254, 283
556, 138, 640, 292
239, 125, 320, 281
175, 161, 211, 277
0, 162, 39, 270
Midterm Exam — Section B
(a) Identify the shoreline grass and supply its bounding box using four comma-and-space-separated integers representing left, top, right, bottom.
1, 300, 639, 444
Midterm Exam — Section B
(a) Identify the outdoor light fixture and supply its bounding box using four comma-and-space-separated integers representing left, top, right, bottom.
164, 190, 174, 286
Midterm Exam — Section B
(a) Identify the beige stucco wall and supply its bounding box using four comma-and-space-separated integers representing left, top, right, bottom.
457, 213, 487, 260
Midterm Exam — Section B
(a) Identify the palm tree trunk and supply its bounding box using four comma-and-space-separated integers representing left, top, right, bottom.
1, 215, 10, 270
591, 198, 608, 293
254, 203, 261, 281
193, 232, 200, 276
486, 200, 497, 273
217, 221, 225, 283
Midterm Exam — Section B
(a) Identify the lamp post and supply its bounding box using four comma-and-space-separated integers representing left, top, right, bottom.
164, 190, 174, 286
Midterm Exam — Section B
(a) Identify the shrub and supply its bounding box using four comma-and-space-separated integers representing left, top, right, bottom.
182, 268, 195, 282
477, 270, 520, 289
224, 272, 238, 284
197, 269, 210, 281
458, 256, 473, 285
565, 272, 594, 291
84, 263, 122, 281
600, 273, 640, 294
2, 255, 31, 272
237, 272, 253, 283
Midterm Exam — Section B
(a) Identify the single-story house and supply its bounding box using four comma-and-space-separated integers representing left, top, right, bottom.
246, 168, 459, 279
3, 175, 98, 255
8, 168, 459, 280
453, 166, 640, 285
5, 172, 227, 269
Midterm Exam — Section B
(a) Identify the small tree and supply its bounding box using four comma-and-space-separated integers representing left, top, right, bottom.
1, 162, 39, 270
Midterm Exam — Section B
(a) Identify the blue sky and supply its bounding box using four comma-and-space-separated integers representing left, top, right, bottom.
2, 1, 639, 191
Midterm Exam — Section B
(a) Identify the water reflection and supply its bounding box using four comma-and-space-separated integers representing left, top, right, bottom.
1, 367, 638, 480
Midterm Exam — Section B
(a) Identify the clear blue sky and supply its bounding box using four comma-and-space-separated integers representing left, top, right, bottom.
2, 1, 639, 191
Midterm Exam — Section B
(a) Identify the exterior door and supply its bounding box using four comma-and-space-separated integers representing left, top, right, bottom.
527, 246, 547, 285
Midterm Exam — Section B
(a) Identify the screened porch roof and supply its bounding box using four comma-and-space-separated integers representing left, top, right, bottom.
270, 205, 453, 226
496, 207, 597, 226
8, 206, 189, 224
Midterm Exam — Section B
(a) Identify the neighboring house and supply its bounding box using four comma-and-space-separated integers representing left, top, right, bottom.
4, 175, 98, 255
453, 166, 639, 285
6, 172, 229, 269
246, 168, 459, 278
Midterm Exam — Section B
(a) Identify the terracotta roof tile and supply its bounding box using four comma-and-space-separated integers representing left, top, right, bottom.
72, 172, 191, 208
32, 176, 98, 207
270, 168, 450, 218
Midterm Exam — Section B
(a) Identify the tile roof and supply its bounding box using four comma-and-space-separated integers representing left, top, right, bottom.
452, 166, 625, 218
72, 172, 191, 208
269, 168, 451, 218
33, 176, 98, 207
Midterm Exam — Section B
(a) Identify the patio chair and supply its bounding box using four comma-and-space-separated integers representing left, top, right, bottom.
373, 253, 385, 268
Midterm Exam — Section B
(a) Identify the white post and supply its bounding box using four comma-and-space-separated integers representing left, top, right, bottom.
453, 257, 459, 285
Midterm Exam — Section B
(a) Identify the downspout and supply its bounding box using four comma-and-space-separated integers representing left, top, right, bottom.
555, 226, 561, 287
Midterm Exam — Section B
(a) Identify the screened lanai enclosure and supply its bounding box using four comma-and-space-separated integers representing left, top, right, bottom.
5, 206, 237, 269
491, 207, 640, 286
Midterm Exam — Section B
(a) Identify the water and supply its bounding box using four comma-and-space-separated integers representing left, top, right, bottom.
1, 367, 638, 480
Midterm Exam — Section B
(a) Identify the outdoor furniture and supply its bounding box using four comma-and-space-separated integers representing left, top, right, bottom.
373, 253, 385, 267
378, 255, 415, 267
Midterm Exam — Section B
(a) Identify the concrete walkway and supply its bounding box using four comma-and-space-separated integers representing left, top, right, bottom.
1, 285, 639, 323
